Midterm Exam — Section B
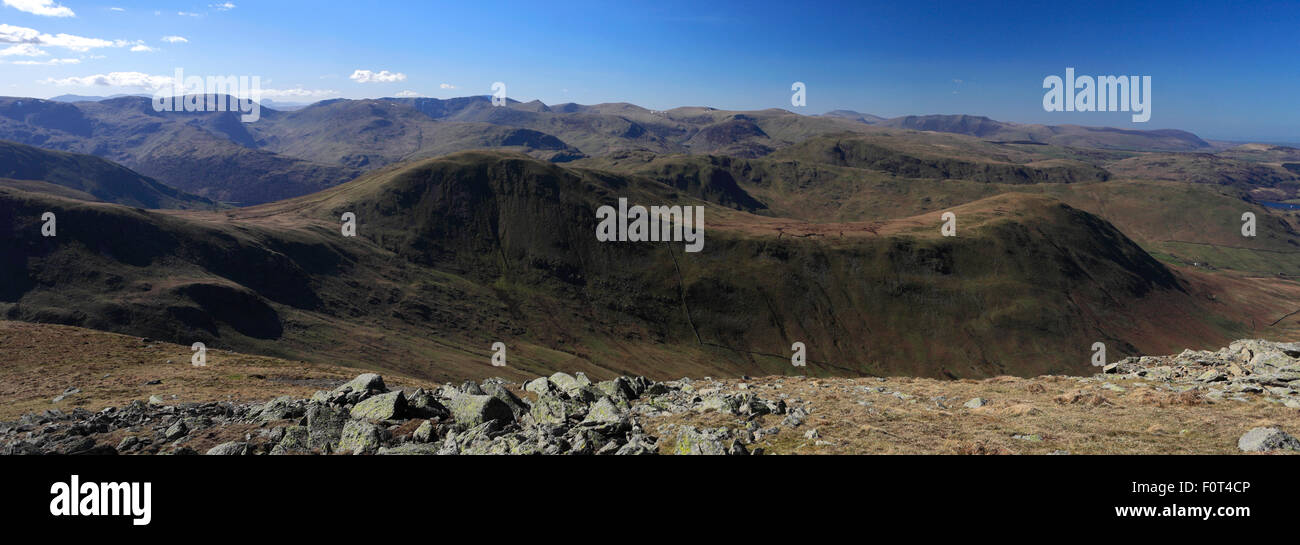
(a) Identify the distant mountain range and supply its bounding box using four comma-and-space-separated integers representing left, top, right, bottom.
0, 94, 1223, 206
0, 148, 1257, 379
827, 111, 1212, 151
49, 94, 314, 111
1, 91, 1298, 381
0, 140, 215, 209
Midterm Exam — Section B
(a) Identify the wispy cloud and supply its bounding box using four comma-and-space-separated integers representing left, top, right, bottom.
3, 0, 75, 18
0, 23, 136, 52
9, 57, 78, 65
210, 2, 235, 11
439, 83, 456, 89
161, 36, 188, 44
350, 69, 406, 83
41, 71, 339, 100
42, 71, 174, 90
0, 43, 46, 56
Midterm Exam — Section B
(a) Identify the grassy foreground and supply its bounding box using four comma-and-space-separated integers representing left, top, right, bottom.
3, 320, 1295, 454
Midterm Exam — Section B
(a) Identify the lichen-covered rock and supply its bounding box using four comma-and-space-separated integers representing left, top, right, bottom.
272, 426, 311, 455
483, 381, 529, 417
699, 394, 740, 414
205, 441, 249, 455
406, 388, 450, 419
548, 372, 580, 393
581, 397, 625, 427
615, 435, 657, 455
412, 420, 436, 443
448, 394, 515, 427
255, 396, 304, 422
0, 370, 782, 456
350, 391, 406, 421
524, 377, 554, 396
597, 377, 637, 400
673, 426, 729, 455
338, 420, 383, 454
306, 404, 348, 448
338, 373, 386, 395
529, 395, 569, 426
1238, 427, 1300, 452
377, 443, 443, 455
440, 421, 502, 454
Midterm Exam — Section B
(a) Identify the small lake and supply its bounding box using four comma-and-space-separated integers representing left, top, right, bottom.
1261, 201, 1300, 210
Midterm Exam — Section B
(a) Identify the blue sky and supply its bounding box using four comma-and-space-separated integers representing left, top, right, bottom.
1, 0, 1297, 141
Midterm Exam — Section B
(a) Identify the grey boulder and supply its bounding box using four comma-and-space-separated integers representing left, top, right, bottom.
1238, 427, 1300, 452
448, 394, 515, 427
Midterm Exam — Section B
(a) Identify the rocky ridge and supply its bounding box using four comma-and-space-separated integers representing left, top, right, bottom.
3, 339, 1299, 455
0, 370, 792, 455
1099, 339, 1300, 410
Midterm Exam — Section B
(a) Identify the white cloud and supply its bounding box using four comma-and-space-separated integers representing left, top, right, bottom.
178, 11, 200, 17
210, 2, 235, 10
42, 71, 175, 91
10, 57, 77, 65
439, 83, 456, 89
109, 7, 124, 12
350, 69, 406, 83
41, 70, 339, 100
0, 23, 132, 52
395, 90, 422, 98
3, 0, 75, 18
161, 36, 188, 44
0, 43, 46, 56
130, 44, 154, 52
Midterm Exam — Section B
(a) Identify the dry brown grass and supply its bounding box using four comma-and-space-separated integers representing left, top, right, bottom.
0, 321, 440, 421
5, 321, 1299, 455
1053, 390, 1113, 406
646, 374, 1300, 455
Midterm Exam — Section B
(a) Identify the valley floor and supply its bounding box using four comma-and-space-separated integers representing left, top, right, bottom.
1, 321, 1297, 455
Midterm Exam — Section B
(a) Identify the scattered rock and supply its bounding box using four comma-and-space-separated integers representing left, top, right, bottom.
206, 442, 250, 455
1237, 427, 1300, 452
51, 387, 80, 404
306, 404, 348, 449
163, 421, 188, 441
349, 391, 407, 421
412, 420, 436, 443
338, 373, 386, 395
338, 420, 383, 454
406, 389, 450, 419
447, 394, 515, 427
673, 426, 730, 455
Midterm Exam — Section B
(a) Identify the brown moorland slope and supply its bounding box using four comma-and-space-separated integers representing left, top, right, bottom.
2, 150, 1291, 382
3, 321, 1296, 455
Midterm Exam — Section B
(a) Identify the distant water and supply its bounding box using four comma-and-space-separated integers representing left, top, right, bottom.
1261, 201, 1300, 210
